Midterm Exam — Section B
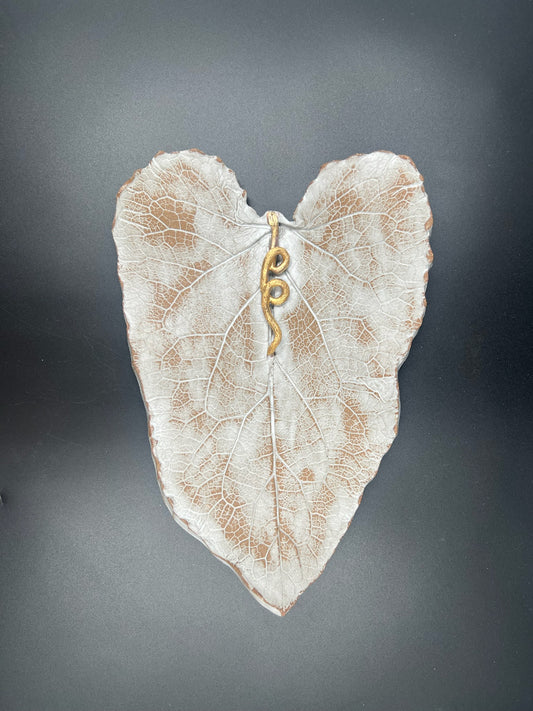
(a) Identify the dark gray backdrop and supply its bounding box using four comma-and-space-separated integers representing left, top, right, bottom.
1, 1, 532, 710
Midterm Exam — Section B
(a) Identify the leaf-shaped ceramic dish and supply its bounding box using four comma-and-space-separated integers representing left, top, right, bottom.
112, 150, 433, 615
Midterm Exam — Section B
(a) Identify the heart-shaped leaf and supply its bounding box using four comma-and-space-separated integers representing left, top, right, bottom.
112, 150, 432, 615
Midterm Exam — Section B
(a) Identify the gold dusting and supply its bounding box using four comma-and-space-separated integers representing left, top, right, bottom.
261, 212, 290, 356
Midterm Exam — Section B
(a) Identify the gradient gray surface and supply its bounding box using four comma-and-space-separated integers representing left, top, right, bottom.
1, 1, 532, 710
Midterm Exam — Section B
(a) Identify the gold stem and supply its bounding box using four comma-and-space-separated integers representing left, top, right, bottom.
261, 212, 290, 356
267, 210, 279, 249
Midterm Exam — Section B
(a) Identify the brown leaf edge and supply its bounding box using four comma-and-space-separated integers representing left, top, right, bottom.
112, 149, 434, 616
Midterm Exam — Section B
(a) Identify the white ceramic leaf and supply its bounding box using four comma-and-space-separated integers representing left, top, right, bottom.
112, 149, 433, 615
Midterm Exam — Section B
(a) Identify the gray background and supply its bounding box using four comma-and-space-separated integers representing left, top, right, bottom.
1, 1, 532, 710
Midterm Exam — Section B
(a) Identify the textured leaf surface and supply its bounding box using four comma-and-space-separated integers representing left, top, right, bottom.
112, 150, 433, 615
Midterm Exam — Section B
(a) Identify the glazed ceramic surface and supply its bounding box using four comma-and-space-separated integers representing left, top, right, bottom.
112, 150, 432, 614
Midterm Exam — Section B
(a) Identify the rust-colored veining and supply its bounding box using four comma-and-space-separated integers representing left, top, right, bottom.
142, 199, 198, 250
112, 149, 432, 616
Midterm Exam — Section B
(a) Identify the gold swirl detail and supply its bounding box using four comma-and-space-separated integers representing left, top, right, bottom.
261, 212, 290, 356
